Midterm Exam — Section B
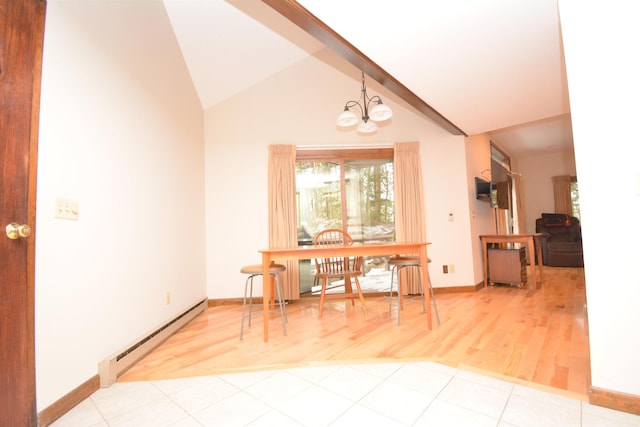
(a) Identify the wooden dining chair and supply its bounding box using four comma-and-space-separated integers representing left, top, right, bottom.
312, 228, 367, 318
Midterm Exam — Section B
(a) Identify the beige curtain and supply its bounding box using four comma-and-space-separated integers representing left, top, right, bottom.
268, 145, 300, 300
512, 174, 523, 233
394, 142, 427, 294
495, 209, 509, 235
552, 175, 572, 215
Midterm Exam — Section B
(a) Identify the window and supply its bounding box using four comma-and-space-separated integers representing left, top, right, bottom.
295, 148, 394, 293
570, 178, 580, 220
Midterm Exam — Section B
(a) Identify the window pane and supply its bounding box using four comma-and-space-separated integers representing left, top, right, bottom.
570, 181, 580, 220
296, 162, 342, 246
345, 159, 394, 243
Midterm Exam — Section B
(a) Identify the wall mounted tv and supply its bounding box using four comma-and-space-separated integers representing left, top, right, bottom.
475, 176, 510, 209
475, 177, 492, 202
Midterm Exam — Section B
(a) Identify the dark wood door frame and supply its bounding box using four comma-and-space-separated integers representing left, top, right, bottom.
0, 0, 46, 425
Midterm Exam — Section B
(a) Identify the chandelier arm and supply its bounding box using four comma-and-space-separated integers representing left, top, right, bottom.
368, 95, 383, 104
365, 95, 383, 111
344, 100, 365, 120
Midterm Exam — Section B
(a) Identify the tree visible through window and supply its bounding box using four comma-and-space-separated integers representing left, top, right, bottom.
295, 149, 394, 293
570, 180, 580, 220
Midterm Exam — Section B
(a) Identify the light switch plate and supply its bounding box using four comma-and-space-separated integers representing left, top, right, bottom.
54, 197, 79, 220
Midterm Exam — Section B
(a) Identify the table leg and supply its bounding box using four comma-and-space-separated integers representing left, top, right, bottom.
418, 245, 433, 330
527, 237, 537, 290
534, 236, 543, 289
481, 238, 489, 287
261, 252, 271, 343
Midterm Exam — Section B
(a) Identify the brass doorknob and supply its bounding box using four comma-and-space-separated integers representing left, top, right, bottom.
5, 223, 32, 240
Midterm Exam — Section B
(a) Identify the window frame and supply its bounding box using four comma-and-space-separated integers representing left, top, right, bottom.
296, 148, 394, 236
296, 148, 394, 162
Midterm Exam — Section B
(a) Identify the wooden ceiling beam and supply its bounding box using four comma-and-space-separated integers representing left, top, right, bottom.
261, 0, 466, 136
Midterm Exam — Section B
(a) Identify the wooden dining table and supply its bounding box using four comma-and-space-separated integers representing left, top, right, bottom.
259, 242, 432, 342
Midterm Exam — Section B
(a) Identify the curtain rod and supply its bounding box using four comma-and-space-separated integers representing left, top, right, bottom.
296, 142, 394, 150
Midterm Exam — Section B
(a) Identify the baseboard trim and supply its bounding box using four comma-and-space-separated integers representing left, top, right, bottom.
209, 298, 243, 307
590, 386, 640, 415
208, 282, 486, 306
37, 374, 100, 427
433, 281, 485, 294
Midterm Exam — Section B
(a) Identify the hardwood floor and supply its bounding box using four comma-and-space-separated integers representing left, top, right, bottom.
119, 266, 589, 396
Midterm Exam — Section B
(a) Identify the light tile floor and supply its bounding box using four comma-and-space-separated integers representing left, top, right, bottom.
51, 361, 640, 426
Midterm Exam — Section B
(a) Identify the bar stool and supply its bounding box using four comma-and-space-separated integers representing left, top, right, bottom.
388, 256, 441, 325
240, 264, 288, 340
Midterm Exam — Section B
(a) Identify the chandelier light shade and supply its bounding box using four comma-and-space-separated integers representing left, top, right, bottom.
369, 102, 393, 121
336, 108, 359, 127
336, 71, 393, 134
357, 120, 378, 134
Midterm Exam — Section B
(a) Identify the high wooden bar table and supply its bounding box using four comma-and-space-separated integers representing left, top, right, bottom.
259, 242, 432, 342
480, 233, 543, 291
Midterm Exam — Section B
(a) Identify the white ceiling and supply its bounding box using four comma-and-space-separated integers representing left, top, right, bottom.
163, 0, 573, 158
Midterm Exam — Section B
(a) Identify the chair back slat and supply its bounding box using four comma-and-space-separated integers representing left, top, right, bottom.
313, 228, 362, 275
312, 228, 367, 318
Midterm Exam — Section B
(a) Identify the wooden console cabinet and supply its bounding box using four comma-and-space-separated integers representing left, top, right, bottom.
488, 247, 527, 287
479, 234, 543, 291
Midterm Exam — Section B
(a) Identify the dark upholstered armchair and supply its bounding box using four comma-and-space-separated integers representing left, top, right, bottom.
535, 214, 584, 267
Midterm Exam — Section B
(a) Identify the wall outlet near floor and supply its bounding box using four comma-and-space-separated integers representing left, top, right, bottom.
449, 264, 455, 273
442, 265, 448, 274
166, 291, 171, 305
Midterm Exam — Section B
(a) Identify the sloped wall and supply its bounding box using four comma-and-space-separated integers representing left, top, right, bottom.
36, 1, 206, 409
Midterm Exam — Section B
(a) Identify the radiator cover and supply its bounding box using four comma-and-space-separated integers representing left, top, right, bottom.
98, 299, 207, 387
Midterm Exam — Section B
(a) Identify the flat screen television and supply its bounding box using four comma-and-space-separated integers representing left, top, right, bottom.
476, 176, 510, 209
475, 177, 492, 201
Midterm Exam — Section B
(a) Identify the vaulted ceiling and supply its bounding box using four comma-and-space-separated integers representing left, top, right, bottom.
164, 0, 573, 158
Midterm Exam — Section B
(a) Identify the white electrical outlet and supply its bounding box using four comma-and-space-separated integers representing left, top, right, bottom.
54, 197, 79, 220
166, 292, 171, 305
449, 264, 455, 273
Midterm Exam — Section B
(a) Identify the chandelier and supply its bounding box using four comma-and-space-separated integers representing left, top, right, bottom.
336, 71, 393, 134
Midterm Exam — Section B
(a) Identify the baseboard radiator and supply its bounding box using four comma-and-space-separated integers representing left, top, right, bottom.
98, 298, 207, 387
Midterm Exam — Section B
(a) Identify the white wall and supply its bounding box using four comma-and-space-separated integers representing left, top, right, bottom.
204, 54, 476, 297
559, 0, 640, 397
36, 2, 206, 409
518, 149, 577, 232
424, 129, 476, 288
